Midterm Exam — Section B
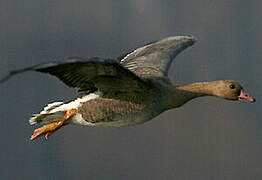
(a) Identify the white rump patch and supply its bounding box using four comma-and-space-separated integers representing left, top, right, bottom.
29, 117, 39, 125
29, 92, 101, 125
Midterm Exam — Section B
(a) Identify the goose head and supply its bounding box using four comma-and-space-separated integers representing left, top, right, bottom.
211, 80, 255, 102
175, 80, 255, 104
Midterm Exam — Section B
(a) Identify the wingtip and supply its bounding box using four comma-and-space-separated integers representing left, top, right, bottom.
0, 67, 36, 84
0, 74, 12, 84
180, 35, 198, 44
182, 35, 197, 46
163, 35, 197, 45
186, 35, 198, 43
185, 34, 197, 40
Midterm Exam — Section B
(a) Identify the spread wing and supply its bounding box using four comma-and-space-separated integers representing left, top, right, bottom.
119, 35, 196, 77
0, 57, 151, 95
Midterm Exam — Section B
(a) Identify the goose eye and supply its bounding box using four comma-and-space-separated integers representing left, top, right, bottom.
230, 84, 235, 89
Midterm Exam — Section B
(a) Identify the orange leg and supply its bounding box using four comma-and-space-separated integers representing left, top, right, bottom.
30, 109, 78, 141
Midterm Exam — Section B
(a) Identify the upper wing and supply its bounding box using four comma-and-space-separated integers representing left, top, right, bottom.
0, 57, 151, 95
119, 35, 197, 77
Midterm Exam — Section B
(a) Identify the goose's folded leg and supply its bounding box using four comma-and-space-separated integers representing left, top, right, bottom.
30, 109, 78, 141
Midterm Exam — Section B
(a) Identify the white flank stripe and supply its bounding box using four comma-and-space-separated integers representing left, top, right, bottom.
42, 102, 64, 113
49, 92, 101, 113
44, 102, 64, 111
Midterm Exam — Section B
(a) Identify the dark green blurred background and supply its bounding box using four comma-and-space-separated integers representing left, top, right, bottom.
0, 0, 261, 179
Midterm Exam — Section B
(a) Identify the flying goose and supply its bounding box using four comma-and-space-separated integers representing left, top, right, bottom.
0, 35, 255, 141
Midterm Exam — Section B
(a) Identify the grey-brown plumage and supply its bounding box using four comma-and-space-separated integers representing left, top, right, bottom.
0, 35, 255, 140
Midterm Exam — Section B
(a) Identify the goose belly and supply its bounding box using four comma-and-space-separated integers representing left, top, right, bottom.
69, 97, 163, 127
71, 108, 161, 127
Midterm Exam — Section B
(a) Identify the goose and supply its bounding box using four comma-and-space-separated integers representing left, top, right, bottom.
0, 35, 255, 141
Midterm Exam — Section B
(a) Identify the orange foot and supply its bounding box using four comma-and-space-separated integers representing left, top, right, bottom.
30, 109, 78, 141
